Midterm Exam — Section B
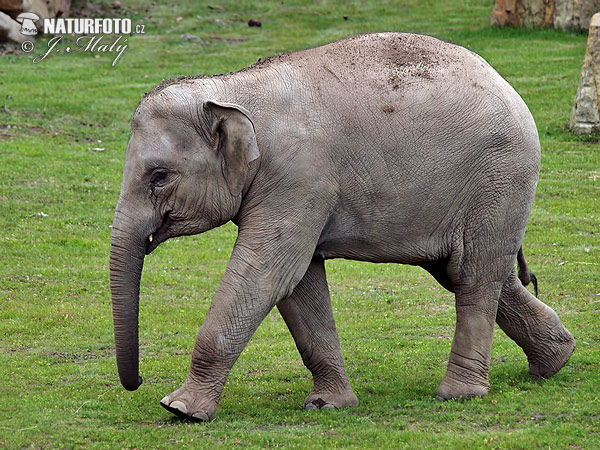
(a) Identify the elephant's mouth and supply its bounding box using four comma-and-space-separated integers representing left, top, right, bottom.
146, 212, 172, 255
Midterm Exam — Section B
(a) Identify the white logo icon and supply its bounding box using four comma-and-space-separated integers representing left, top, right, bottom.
16, 12, 40, 36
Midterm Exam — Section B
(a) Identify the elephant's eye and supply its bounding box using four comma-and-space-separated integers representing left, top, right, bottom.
149, 169, 169, 204
150, 169, 169, 185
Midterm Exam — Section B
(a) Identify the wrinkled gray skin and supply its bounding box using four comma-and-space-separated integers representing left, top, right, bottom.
110, 33, 575, 422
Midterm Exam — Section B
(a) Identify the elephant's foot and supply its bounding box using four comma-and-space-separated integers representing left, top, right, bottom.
436, 378, 489, 401
303, 385, 358, 410
526, 318, 575, 379
160, 384, 218, 422
497, 271, 575, 379
436, 362, 490, 401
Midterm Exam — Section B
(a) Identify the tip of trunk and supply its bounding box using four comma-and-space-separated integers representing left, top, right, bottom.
121, 374, 143, 391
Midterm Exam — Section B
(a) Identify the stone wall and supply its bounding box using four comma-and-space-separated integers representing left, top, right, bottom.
490, 0, 600, 31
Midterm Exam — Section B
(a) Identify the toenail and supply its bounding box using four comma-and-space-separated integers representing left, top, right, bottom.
170, 400, 187, 414
192, 412, 209, 422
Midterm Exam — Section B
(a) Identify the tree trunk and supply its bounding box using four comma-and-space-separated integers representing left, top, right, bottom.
570, 12, 600, 134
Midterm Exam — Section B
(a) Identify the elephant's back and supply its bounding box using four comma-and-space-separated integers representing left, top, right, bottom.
244, 32, 495, 97
245, 33, 534, 139
316, 33, 538, 164
310, 32, 466, 88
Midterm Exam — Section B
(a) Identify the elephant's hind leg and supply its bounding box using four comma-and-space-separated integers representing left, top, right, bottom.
496, 270, 575, 378
277, 258, 358, 410
435, 282, 500, 401
435, 225, 518, 401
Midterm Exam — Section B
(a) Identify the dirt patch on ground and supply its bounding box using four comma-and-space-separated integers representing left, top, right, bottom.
0, 124, 47, 140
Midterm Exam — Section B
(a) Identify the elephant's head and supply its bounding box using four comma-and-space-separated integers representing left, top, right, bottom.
109, 85, 259, 390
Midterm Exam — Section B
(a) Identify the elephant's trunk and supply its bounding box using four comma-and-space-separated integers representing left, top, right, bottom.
109, 205, 148, 391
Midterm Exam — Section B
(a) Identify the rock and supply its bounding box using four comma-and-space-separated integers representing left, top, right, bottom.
554, 0, 600, 31
0, 0, 71, 21
49, 0, 71, 18
570, 12, 600, 135
0, 0, 23, 19
490, 0, 600, 31
21, 0, 49, 30
0, 10, 26, 42
490, 0, 550, 27
578, 0, 600, 29
0, 0, 49, 32
490, 0, 539, 27
45, 0, 71, 18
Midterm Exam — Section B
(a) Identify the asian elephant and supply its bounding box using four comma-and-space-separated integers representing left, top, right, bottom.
109, 33, 575, 422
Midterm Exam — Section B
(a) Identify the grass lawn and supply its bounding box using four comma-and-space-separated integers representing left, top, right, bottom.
1, 0, 598, 448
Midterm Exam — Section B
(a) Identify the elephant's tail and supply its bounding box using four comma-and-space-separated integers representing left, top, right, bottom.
517, 246, 538, 297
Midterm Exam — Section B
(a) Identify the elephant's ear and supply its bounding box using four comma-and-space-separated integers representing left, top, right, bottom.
204, 100, 260, 197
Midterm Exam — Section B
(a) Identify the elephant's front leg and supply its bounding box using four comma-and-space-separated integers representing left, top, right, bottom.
277, 258, 358, 410
160, 237, 315, 422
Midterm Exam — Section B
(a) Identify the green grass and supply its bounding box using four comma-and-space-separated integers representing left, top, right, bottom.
1, 0, 598, 448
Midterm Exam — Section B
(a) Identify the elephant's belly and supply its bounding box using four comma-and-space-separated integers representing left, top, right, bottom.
314, 226, 448, 265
